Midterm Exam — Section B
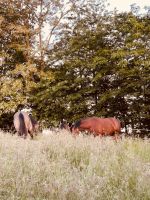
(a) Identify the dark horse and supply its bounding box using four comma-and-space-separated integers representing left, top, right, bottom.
59, 119, 71, 131
71, 117, 121, 139
13, 111, 39, 139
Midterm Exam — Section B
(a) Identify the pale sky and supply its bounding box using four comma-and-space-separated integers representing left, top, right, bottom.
108, 0, 150, 12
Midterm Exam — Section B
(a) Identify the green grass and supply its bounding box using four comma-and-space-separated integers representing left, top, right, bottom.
0, 131, 150, 200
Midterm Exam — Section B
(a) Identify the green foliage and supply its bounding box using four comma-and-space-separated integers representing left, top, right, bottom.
0, 0, 149, 135
0, 0, 36, 117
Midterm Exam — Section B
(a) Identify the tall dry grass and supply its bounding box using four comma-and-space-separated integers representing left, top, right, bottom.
0, 130, 149, 200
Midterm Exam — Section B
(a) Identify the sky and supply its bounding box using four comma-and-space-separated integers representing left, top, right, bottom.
108, 0, 150, 12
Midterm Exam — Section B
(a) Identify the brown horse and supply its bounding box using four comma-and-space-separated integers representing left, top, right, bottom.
13, 111, 39, 139
71, 117, 121, 139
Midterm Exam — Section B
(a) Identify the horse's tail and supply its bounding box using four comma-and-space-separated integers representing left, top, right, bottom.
19, 112, 27, 136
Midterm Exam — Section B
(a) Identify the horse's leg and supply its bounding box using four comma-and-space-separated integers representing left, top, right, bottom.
28, 131, 34, 139
18, 130, 25, 138
34, 131, 38, 136
113, 132, 121, 142
72, 132, 78, 138
22, 126, 28, 139
34, 128, 38, 136
28, 122, 34, 139
23, 131, 28, 139
72, 128, 79, 138
18, 131, 21, 136
99, 134, 103, 139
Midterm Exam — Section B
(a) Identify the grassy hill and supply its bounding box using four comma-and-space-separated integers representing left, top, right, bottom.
0, 131, 149, 200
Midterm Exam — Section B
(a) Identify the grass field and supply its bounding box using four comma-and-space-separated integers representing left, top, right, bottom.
0, 130, 150, 200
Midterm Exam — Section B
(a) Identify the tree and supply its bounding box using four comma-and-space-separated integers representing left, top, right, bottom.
30, 0, 112, 124
1, 0, 149, 136
0, 0, 36, 129
109, 11, 150, 133
31, 5, 150, 135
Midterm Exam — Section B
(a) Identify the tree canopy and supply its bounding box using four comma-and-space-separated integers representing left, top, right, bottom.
0, 0, 150, 136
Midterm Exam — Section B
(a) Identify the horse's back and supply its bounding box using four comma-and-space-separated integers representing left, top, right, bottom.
14, 111, 26, 136
75, 117, 121, 135
14, 111, 32, 132
96, 117, 121, 134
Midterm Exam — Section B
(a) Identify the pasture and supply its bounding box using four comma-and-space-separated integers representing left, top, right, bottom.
0, 130, 150, 200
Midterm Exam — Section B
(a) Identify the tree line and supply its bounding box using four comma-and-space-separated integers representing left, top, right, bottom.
0, 0, 150, 136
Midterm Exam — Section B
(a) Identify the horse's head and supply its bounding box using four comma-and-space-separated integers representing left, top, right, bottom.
59, 120, 73, 132
70, 122, 80, 134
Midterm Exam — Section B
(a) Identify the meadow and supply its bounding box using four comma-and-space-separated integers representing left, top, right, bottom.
0, 130, 150, 200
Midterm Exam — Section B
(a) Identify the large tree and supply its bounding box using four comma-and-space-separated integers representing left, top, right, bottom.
0, 0, 149, 135
30, 0, 113, 124
31, 5, 150, 136
0, 0, 77, 127
109, 11, 150, 133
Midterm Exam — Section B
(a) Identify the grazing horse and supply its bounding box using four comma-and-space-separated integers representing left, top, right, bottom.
71, 117, 121, 139
13, 111, 39, 139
